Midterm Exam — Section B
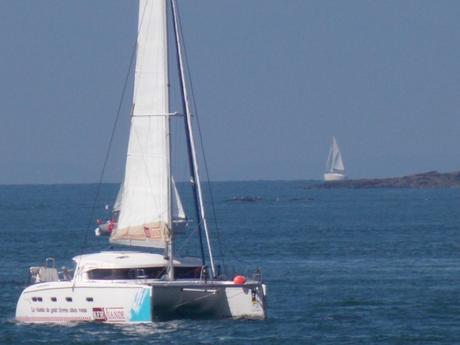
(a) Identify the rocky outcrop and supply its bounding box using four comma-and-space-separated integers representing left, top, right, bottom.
313, 170, 460, 189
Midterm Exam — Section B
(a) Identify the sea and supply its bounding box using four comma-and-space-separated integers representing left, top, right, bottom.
1, 181, 460, 344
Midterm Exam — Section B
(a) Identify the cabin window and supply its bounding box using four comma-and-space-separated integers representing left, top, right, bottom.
66, 297, 72, 302
86, 266, 202, 280
175, 267, 202, 279
37, 297, 43, 302
32, 297, 37, 302
87, 267, 167, 280
51, 297, 57, 302
86, 297, 94, 302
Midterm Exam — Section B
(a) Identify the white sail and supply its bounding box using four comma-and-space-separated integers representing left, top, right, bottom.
172, 178, 186, 220
113, 182, 123, 212
326, 136, 345, 173
111, 0, 170, 249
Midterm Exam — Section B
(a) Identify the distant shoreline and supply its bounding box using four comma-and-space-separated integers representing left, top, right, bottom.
312, 170, 460, 189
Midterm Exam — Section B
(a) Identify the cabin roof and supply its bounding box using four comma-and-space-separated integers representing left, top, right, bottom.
73, 251, 201, 269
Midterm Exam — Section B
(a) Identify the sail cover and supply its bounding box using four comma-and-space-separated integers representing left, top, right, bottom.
111, 0, 170, 248
326, 137, 345, 173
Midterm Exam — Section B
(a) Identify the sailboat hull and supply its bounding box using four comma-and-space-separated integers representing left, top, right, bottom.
150, 281, 266, 320
16, 280, 266, 323
15, 282, 153, 323
324, 172, 346, 181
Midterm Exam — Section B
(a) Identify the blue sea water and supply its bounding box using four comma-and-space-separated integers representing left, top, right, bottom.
1, 181, 460, 344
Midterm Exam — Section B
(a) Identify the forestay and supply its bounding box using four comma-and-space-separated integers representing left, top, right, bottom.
111, 0, 170, 248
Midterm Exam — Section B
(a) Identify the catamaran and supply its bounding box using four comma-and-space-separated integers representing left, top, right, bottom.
16, 0, 267, 323
324, 136, 346, 181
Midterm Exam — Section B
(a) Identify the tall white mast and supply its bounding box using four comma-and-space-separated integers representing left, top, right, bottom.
171, 0, 216, 278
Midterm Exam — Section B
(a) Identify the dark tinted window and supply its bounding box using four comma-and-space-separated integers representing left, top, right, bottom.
175, 267, 202, 279
87, 267, 167, 280
87, 266, 201, 280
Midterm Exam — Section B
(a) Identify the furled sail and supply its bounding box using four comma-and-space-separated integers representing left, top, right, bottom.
110, 0, 170, 248
326, 136, 345, 173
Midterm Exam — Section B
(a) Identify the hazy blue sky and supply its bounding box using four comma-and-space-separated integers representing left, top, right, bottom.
0, 0, 459, 184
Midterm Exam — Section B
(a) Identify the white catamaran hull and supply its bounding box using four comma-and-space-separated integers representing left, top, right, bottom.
324, 172, 346, 181
16, 280, 266, 323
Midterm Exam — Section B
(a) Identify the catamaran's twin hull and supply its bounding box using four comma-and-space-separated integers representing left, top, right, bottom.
151, 282, 266, 320
16, 281, 266, 323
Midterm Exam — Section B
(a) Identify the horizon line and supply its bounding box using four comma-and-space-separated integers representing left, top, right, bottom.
0, 178, 321, 187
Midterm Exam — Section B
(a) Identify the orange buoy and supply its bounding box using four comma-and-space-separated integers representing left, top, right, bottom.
233, 275, 246, 285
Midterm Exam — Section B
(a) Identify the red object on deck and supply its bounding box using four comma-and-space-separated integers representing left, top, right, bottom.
233, 275, 246, 285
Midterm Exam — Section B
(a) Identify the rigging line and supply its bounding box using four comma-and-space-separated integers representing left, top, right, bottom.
178, 7, 255, 269
174, 4, 227, 271
187, 78, 227, 270
80, 0, 149, 251
171, 0, 206, 268
192, 95, 246, 261
81, 43, 137, 250
175, 225, 199, 257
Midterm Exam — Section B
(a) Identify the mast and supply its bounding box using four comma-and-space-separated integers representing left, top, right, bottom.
170, 0, 216, 278
166, 123, 174, 280
165, 0, 174, 281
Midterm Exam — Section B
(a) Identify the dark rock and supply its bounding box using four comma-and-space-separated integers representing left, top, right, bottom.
226, 196, 263, 202
312, 170, 460, 189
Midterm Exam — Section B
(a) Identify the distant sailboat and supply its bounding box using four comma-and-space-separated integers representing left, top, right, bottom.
324, 136, 346, 181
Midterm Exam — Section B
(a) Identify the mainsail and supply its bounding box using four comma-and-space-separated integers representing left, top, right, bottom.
110, 0, 170, 248
326, 136, 345, 173
113, 179, 185, 220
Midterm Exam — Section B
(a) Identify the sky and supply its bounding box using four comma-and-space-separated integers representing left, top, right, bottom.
0, 0, 459, 184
